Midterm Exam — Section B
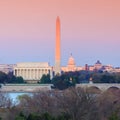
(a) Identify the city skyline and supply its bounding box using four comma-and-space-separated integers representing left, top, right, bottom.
0, 0, 120, 67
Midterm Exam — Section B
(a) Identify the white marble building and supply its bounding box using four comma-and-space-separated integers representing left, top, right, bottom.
14, 62, 52, 83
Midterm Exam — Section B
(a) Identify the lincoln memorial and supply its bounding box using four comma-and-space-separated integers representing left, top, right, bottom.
14, 62, 52, 83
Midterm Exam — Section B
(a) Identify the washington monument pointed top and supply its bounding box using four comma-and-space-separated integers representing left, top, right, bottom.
55, 16, 61, 75
56, 16, 60, 21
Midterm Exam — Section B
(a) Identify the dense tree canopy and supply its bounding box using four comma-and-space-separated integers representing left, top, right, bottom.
60, 71, 120, 83
0, 71, 8, 84
0, 72, 25, 84
51, 73, 76, 90
39, 74, 51, 84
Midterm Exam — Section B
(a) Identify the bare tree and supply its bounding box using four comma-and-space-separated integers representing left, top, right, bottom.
0, 91, 13, 120
0, 92, 13, 108
57, 87, 100, 120
6, 88, 119, 120
96, 89, 120, 120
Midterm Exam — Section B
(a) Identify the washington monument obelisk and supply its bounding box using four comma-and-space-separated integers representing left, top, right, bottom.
55, 16, 61, 75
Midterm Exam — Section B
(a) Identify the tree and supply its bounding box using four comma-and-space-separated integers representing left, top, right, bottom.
15, 76, 25, 83
0, 71, 25, 84
96, 90, 120, 120
0, 92, 13, 120
15, 112, 26, 120
40, 74, 51, 84
0, 91, 13, 108
0, 71, 7, 83
52, 75, 75, 90
92, 72, 102, 83
57, 87, 100, 120
9, 76, 25, 84
27, 113, 41, 120
100, 74, 115, 83
109, 113, 120, 120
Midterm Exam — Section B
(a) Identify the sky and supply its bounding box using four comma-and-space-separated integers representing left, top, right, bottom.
0, 0, 120, 67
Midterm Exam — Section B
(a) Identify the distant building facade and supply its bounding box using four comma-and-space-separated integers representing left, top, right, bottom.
0, 64, 15, 74
14, 62, 52, 83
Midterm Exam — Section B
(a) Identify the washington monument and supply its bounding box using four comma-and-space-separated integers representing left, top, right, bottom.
55, 16, 61, 75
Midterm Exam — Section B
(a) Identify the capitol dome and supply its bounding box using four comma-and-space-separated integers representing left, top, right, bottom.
68, 54, 76, 66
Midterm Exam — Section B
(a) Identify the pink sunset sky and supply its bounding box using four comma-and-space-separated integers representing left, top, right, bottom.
0, 0, 120, 67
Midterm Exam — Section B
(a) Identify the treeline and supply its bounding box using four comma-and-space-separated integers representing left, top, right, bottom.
0, 71, 24, 84
0, 88, 120, 120
40, 71, 120, 90
15, 112, 71, 120
40, 71, 120, 84
0, 70, 120, 85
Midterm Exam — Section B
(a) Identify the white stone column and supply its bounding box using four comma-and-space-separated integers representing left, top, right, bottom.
38, 69, 40, 79
21, 69, 24, 79
23, 69, 25, 79
13, 69, 15, 76
18, 69, 19, 76
31, 69, 33, 80
35, 69, 37, 80
37, 69, 39, 79
30, 69, 31, 80
36, 68, 38, 80
34, 69, 36, 80
26, 69, 28, 79
24, 69, 26, 79
27, 69, 29, 79
17, 69, 19, 76
33, 69, 35, 80
19, 69, 21, 76
27, 69, 30, 80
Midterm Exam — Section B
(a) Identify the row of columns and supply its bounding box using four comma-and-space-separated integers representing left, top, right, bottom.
14, 68, 51, 80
